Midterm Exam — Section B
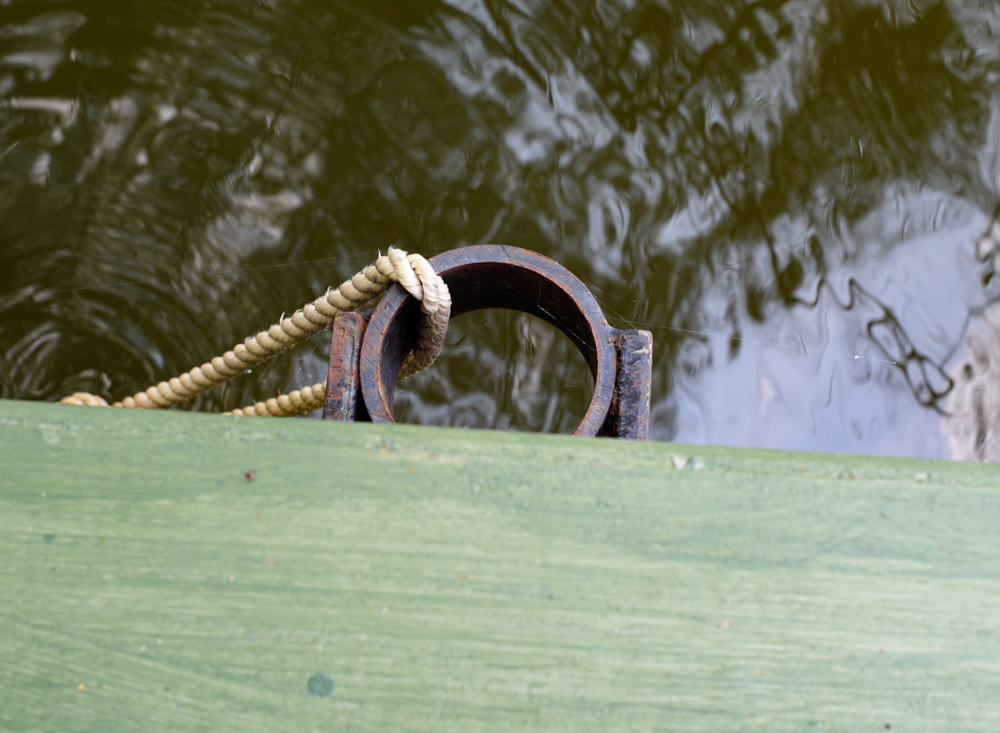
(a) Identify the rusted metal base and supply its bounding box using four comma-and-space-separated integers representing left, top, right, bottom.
322, 245, 652, 439
599, 328, 652, 440
322, 312, 370, 422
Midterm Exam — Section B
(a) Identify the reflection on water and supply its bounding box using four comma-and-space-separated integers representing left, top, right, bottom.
1, 0, 999, 459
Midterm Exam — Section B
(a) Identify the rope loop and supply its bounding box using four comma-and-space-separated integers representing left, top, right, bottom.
60, 247, 450, 417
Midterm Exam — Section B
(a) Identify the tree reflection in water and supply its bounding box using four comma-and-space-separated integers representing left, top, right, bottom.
1, 0, 998, 459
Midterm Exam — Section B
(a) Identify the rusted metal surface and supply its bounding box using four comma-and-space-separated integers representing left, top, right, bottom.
322, 312, 370, 422
598, 329, 653, 440
324, 245, 652, 438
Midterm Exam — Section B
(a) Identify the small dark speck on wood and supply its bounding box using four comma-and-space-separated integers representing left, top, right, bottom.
307, 673, 334, 697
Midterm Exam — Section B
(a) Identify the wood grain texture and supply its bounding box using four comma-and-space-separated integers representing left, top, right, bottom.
1, 399, 999, 732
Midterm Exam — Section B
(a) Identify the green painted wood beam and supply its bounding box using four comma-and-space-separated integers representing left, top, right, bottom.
1, 399, 999, 732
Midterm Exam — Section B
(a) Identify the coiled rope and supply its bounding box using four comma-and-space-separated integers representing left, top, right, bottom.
60, 247, 450, 417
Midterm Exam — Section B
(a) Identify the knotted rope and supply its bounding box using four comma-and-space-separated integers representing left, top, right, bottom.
60, 247, 450, 417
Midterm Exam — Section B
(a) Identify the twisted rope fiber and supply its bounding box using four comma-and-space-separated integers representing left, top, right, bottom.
60, 248, 451, 417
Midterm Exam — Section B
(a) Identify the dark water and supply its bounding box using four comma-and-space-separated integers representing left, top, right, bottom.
2, 0, 1000, 459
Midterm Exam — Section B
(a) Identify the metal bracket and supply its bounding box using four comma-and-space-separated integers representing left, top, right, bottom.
322, 245, 652, 439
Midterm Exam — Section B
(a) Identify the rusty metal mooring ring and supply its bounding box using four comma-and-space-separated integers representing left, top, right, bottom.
323, 245, 652, 438
361, 245, 616, 436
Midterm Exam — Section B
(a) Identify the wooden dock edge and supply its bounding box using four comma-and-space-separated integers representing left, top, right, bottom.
1, 399, 999, 732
